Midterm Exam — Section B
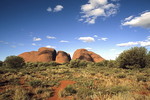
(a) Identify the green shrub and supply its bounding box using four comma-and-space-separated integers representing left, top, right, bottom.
116, 74, 126, 78
25, 62, 60, 67
107, 60, 117, 68
136, 75, 148, 82
48, 61, 61, 66
116, 47, 147, 69
60, 85, 77, 97
95, 60, 109, 67
29, 80, 43, 88
68, 59, 88, 68
107, 86, 129, 95
4, 56, 25, 68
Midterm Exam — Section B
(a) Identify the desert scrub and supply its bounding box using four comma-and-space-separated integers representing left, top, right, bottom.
33, 87, 54, 99
68, 59, 89, 68
107, 86, 130, 95
0, 88, 14, 100
136, 75, 148, 82
13, 87, 30, 100
116, 73, 126, 78
60, 85, 77, 97
29, 80, 43, 88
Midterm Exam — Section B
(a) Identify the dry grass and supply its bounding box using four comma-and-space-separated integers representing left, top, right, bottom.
0, 64, 150, 100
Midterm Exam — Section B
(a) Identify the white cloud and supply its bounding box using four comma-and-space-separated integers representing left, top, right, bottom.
33, 37, 42, 41
54, 5, 63, 12
47, 7, 52, 12
60, 40, 69, 43
122, 11, 150, 28
117, 42, 139, 47
140, 41, 150, 46
78, 37, 95, 42
98, 37, 108, 41
124, 16, 133, 21
80, 0, 119, 24
32, 43, 36, 46
117, 36, 150, 47
46, 45, 56, 48
46, 36, 56, 39
85, 47, 92, 50
111, 0, 120, 2
93, 35, 98, 37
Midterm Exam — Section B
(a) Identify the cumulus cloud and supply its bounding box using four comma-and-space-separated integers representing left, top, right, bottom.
33, 37, 42, 41
60, 40, 69, 43
45, 45, 56, 48
47, 7, 52, 12
122, 11, 150, 28
47, 5, 63, 12
80, 0, 119, 24
78, 37, 95, 42
54, 5, 63, 12
117, 36, 150, 47
98, 37, 108, 41
46, 36, 56, 39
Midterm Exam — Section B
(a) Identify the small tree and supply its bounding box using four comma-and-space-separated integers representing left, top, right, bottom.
146, 51, 150, 67
116, 47, 147, 69
0, 61, 3, 66
4, 56, 25, 68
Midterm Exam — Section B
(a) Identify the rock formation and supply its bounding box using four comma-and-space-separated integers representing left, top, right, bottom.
19, 47, 104, 63
19, 47, 57, 63
56, 51, 71, 63
72, 49, 104, 62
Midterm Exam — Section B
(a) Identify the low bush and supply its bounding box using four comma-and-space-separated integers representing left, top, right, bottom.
95, 60, 109, 67
68, 59, 89, 68
116, 74, 126, 78
48, 61, 61, 66
29, 80, 43, 88
26, 62, 61, 67
136, 75, 148, 82
60, 85, 77, 97
107, 86, 129, 95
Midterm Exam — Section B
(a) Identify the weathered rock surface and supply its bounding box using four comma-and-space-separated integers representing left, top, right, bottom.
19, 47, 57, 63
72, 49, 104, 62
56, 51, 71, 63
37, 47, 56, 62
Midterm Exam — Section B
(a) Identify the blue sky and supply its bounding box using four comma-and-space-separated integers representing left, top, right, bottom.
0, 0, 150, 61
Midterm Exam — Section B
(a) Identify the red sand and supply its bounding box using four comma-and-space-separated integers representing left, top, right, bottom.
48, 80, 75, 100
